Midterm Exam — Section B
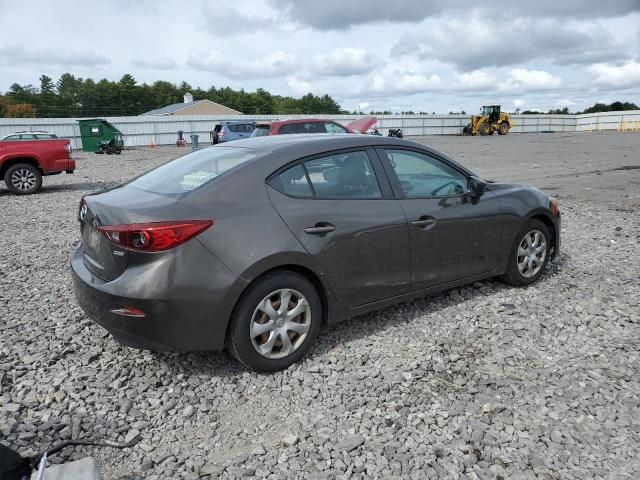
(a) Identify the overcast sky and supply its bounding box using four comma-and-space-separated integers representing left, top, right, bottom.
1, 0, 639, 113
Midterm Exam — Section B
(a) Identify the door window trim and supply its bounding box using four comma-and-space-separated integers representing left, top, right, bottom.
373, 146, 473, 200
267, 146, 394, 200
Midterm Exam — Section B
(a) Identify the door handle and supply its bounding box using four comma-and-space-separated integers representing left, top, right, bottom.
411, 216, 437, 228
304, 223, 336, 235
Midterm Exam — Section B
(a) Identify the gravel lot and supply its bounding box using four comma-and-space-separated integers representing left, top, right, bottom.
1, 132, 639, 479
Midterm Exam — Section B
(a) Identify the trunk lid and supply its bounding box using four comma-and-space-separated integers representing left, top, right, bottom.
80, 187, 181, 281
346, 116, 378, 133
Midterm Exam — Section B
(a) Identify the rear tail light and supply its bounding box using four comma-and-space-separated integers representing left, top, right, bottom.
78, 197, 87, 221
98, 220, 213, 252
549, 197, 560, 216
217, 131, 224, 137
65, 143, 72, 154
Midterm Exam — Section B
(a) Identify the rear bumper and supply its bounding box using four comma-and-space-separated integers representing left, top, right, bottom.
44, 157, 75, 174
70, 243, 237, 352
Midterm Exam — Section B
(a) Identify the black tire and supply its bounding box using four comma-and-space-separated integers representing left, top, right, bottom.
462, 124, 471, 135
498, 122, 509, 135
4, 163, 42, 195
479, 122, 491, 136
501, 219, 551, 286
115, 148, 122, 155
226, 271, 322, 372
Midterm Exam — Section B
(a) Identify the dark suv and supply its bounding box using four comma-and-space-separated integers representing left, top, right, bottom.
211, 121, 255, 144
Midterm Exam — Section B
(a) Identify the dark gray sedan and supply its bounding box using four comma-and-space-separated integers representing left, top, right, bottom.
71, 134, 560, 371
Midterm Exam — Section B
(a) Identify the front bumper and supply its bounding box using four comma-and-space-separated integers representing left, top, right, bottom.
552, 213, 561, 259
70, 243, 235, 352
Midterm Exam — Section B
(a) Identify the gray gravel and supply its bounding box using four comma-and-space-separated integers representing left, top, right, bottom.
1, 133, 639, 479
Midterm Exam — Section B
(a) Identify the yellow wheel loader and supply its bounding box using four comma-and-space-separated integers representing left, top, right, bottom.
462, 105, 512, 136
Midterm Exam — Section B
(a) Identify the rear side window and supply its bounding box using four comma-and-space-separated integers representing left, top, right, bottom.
278, 123, 302, 135
252, 126, 271, 137
271, 164, 313, 197
226, 124, 253, 133
3, 135, 19, 140
270, 151, 382, 199
128, 147, 257, 195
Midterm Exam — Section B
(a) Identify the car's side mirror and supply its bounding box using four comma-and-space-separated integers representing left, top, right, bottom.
468, 176, 487, 197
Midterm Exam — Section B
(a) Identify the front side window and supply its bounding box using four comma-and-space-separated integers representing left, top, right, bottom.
383, 149, 467, 198
324, 122, 347, 134
128, 146, 257, 195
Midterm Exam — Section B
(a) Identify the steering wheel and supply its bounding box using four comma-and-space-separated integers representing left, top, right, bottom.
431, 181, 464, 196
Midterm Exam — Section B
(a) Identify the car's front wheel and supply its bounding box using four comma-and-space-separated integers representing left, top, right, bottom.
501, 219, 551, 286
227, 271, 322, 372
4, 163, 43, 195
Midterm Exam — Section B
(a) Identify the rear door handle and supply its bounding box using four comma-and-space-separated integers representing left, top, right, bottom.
304, 223, 336, 235
411, 216, 437, 228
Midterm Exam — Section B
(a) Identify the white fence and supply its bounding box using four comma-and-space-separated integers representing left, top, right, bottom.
1, 110, 639, 149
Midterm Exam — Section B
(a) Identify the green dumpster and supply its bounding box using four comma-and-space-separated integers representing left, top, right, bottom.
78, 119, 124, 154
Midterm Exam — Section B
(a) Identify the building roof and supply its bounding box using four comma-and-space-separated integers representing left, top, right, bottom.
142, 99, 241, 116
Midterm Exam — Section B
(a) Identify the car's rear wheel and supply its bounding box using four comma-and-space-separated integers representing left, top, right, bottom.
227, 271, 322, 372
501, 219, 550, 286
4, 163, 43, 195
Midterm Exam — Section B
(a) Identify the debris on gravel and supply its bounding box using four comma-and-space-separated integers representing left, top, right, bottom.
1, 135, 639, 479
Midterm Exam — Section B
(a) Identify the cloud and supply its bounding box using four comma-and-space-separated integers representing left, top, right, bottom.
588, 61, 640, 88
506, 68, 561, 90
0, 45, 109, 67
454, 70, 498, 91
364, 72, 443, 96
392, 16, 629, 70
310, 48, 376, 76
286, 76, 313, 95
130, 58, 178, 70
199, 5, 276, 35
269, 0, 640, 30
187, 51, 299, 79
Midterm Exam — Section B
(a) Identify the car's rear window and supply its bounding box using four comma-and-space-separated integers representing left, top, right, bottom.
127, 146, 257, 195
252, 125, 271, 137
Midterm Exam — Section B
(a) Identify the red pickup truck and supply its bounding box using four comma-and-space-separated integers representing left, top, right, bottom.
0, 139, 76, 194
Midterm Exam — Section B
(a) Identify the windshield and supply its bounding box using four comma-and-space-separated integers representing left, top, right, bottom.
128, 146, 257, 195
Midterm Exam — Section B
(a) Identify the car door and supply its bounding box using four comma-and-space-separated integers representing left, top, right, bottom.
376, 147, 502, 290
267, 148, 411, 308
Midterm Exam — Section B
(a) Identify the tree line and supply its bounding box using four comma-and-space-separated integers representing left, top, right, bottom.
521, 101, 639, 115
0, 73, 344, 118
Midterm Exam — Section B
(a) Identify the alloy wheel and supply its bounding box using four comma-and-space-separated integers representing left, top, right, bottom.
11, 168, 37, 191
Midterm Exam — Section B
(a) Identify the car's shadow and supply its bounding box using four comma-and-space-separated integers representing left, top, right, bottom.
151, 254, 568, 377
0, 181, 118, 197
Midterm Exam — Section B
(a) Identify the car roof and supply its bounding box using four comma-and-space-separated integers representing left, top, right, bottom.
5, 131, 53, 135
255, 118, 336, 126
206, 134, 477, 185
215, 133, 434, 157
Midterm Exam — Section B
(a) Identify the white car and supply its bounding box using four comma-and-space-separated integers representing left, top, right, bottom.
1, 131, 59, 141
